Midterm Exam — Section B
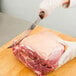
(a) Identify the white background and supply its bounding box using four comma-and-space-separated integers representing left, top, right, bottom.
1, 0, 76, 37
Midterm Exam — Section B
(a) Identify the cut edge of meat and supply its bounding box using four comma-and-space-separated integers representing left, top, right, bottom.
12, 44, 65, 76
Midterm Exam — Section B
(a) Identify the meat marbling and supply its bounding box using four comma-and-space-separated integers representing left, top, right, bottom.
12, 31, 65, 76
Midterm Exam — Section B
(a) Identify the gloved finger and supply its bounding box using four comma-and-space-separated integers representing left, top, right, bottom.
58, 47, 72, 67
57, 38, 76, 46
39, 0, 51, 17
57, 38, 70, 46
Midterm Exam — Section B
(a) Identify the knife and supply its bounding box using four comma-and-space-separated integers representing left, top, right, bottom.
8, 11, 45, 48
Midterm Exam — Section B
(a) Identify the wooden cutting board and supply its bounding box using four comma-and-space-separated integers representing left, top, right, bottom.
0, 26, 76, 76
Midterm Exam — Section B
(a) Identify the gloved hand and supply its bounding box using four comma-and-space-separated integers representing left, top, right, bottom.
39, 0, 70, 18
57, 39, 76, 67
39, 0, 64, 17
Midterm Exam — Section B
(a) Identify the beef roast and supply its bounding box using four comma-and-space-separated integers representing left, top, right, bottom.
12, 31, 65, 76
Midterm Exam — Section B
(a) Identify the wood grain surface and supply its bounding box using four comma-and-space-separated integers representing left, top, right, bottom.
0, 26, 76, 76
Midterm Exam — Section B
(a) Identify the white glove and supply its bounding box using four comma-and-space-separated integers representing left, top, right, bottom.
39, 0, 76, 18
39, 0, 64, 17
58, 39, 76, 67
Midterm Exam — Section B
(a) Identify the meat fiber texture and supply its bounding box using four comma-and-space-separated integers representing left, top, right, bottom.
12, 31, 65, 76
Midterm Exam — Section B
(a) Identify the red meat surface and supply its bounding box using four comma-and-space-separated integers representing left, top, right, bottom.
12, 31, 64, 76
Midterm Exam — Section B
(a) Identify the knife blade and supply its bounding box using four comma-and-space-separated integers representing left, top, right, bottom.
7, 11, 45, 48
